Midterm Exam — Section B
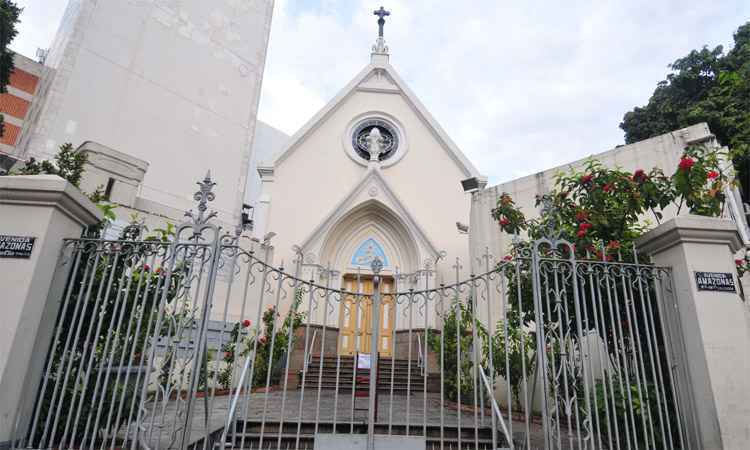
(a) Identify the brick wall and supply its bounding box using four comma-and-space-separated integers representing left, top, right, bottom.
0, 93, 30, 119
0, 122, 21, 145
9, 68, 38, 95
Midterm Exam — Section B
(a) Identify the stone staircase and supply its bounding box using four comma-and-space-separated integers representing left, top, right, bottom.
219, 420, 506, 449
300, 355, 427, 393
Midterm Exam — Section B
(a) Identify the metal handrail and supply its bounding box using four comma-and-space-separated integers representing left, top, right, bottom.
218, 353, 253, 446
479, 366, 514, 450
416, 333, 424, 376
306, 329, 318, 368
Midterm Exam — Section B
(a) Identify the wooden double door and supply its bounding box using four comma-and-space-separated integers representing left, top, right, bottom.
338, 276, 395, 357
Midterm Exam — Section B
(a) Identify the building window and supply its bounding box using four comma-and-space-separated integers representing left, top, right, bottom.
351, 118, 399, 162
351, 238, 389, 267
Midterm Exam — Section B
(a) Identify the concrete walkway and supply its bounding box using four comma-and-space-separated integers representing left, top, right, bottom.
138, 391, 565, 449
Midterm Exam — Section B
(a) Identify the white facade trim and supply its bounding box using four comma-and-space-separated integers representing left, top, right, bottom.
269, 63, 480, 178
298, 167, 441, 266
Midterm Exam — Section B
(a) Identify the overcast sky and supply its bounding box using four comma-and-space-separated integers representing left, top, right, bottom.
12, 0, 750, 184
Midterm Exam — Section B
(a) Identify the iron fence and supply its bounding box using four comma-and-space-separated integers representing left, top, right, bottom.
13, 175, 693, 450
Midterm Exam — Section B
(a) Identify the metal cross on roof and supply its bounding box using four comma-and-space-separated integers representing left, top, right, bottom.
373, 6, 390, 37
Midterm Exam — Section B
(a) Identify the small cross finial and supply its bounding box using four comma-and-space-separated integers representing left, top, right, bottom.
373, 6, 390, 38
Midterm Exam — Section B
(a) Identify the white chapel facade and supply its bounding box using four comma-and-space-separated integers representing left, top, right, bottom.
253, 15, 481, 335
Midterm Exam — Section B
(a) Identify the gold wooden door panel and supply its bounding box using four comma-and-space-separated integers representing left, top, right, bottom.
338, 277, 394, 356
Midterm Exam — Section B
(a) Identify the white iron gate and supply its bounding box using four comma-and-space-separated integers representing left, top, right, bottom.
13, 175, 694, 450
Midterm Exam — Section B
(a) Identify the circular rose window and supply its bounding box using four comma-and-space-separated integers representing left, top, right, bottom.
351, 118, 399, 162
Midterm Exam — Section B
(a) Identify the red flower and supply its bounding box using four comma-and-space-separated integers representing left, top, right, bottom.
607, 240, 621, 250
143, 264, 150, 271
242, 319, 251, 328
580, 174, 594, 184
259, 335, 268, 344
678, 157, 695, 171
225, 351, 233, 359
499, 217, 510, 226
576, 230, 587, 238
575, 210, 589, 222
578, 222, 592, 231
503, 255, 512, 261
602, 183, 613, 193
633, 169, 647, 182
737, 259, 746, 266
707, 170, 719, 180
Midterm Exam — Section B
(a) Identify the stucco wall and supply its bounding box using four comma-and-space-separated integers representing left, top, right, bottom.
263, 80, 473, 284
469, 123, 716, 267
21, 0, 274, 225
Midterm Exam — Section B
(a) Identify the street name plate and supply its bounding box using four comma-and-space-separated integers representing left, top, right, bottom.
0, 235, 36, 258
695, 271, 736, 293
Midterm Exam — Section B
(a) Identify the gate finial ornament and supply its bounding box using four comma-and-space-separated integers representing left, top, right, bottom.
185, 171, 217, 225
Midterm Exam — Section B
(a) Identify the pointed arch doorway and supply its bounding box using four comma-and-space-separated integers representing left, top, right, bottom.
312, 200, 424, 358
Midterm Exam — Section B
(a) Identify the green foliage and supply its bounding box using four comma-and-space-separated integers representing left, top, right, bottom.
736, 257, 749, 277
427, 299, 488, 404
13, 143, 88, 187
0, 0, 20, 137
249, 290, 306, 388
487, 308, 536, 410
591, 379, 671, 448
491, 192, 527, 234
620, 21, 750, 201
7, 142, 118, 225
36, 225, 182, 446
216, 290, 305, 390
491, 146, 729, 263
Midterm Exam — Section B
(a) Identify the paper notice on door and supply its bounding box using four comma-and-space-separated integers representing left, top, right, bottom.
357, 353, 371, 369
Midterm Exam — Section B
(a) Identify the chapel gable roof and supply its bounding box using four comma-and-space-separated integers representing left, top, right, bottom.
268, 60, 480, 178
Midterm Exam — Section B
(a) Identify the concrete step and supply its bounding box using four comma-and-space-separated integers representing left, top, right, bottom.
224, 420, 505, 450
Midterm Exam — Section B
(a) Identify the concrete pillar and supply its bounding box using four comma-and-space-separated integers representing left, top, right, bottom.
0, 175, 102, 448
636, 216, 750, 450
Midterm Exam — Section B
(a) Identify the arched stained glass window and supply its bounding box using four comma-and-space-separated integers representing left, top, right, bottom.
351, 238, 389, 267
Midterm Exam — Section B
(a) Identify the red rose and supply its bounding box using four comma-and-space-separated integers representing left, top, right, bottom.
143, 264, 150, 271
737, 259, 746, 266
578, 223, 592, 231
678, 157, 695, 171
576, 230, 587, 238
575, 210, 589, 222
607, 240, 621, 250
633, 169, 646, 182
580, 174, 593, 184
602, 183, 614, 193
242, 319, 251, 328
707, 170, 719, 180
503, 255, 512, 261
225, 351, 233, 359
499, 217, 510, 226
259, 335, 268, 344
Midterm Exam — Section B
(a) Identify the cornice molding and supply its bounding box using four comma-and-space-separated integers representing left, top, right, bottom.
0, 175, 103, 226
636, 216, 743, 256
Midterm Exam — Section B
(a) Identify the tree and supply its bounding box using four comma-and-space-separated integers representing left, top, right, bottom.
0, 0, 21, 137
13, 143, 88, 187
620, 22, 750, 202
6, 143, 117, 224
